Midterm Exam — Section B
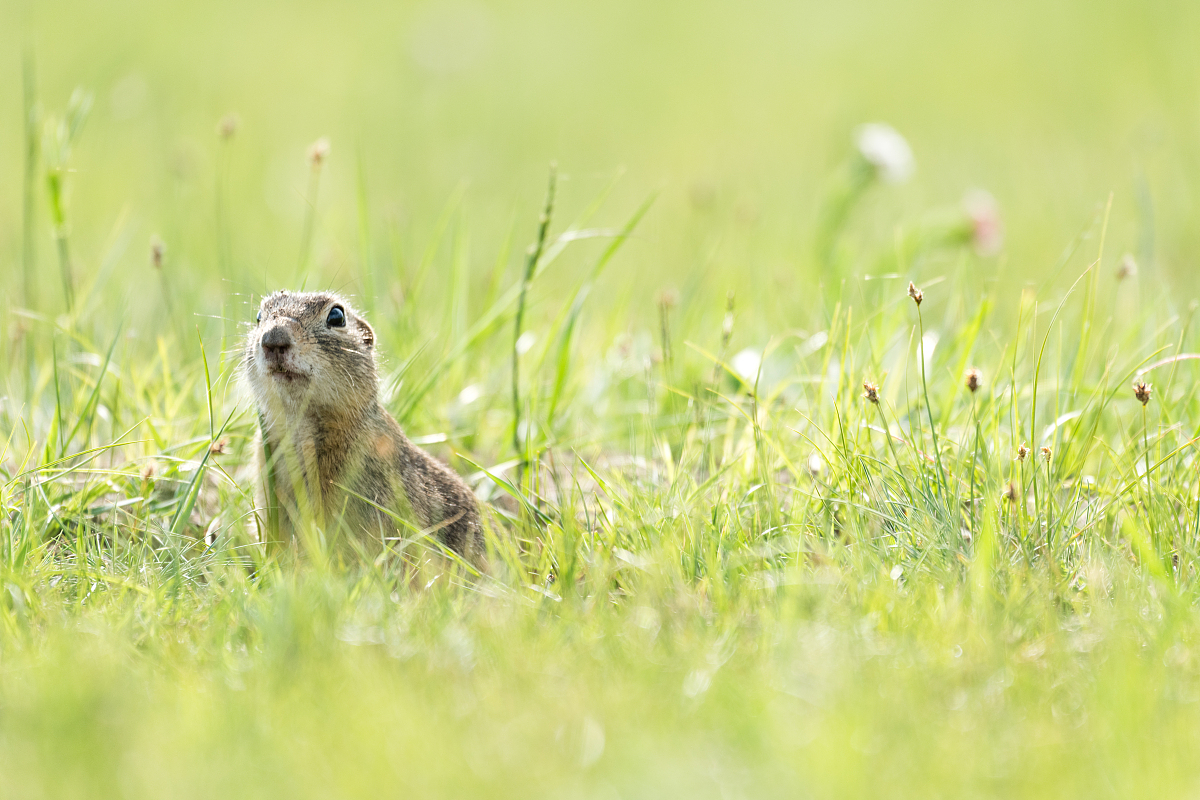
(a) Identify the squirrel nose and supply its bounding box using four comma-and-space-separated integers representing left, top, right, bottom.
261, 326, 293, 358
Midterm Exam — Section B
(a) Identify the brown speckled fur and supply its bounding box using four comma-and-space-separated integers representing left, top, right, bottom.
243, 290, 483, 562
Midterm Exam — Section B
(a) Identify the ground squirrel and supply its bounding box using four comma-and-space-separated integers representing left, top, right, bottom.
243, 290, 483, 562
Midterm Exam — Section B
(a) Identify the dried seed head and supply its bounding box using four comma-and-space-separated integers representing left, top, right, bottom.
1116, 254, 1137, 281
657, 288, 679, 310
965, 367, 982, 394
1133, 379, 1152, 406
1016, 442, 1029, 462
863, 382, 880, 404
150, 235, 166, 269
308, 136, 331, 168
907, 281, 923, 306
209, 437, 230, 456
1041, 446, 1052, 463
217, 113, 240, 140
1002, 481, 1018, 503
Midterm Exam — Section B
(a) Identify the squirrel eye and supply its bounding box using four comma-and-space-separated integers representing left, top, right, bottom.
327, 305, 346, 328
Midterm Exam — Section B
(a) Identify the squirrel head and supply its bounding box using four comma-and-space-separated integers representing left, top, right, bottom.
244, 290, 378, 420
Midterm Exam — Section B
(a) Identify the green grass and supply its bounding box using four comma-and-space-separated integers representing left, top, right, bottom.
5, 0, 1200, 796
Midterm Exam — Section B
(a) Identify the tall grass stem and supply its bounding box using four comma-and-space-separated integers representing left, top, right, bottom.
512, 165, 558, 475
916, 306, 949, 499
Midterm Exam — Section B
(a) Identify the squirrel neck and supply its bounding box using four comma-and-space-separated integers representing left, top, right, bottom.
263, 396, 386, 482
310, 398, 382, 451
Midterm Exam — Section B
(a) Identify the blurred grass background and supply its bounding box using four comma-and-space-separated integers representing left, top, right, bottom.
5, 1, 1200, 797
4, 0, 1200, 332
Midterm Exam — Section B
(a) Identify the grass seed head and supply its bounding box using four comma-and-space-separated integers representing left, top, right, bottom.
907, 281, 923, 306
308, 136, 331, 168
1133, 379, 1152, 406
863, 381, 880, 404
150, 235, 165, 269
965, 367, 982, 393
1002, 481, 1018, 503
1017, 442, 1029, 462
721, 291, 735, 340
1041, 445, 1052, 463
1117, 254, 1137, 281
962, 189, 1004, 256
217, 113, 240, 139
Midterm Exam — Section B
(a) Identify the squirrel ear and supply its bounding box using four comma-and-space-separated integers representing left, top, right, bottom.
360, 318, 375, 349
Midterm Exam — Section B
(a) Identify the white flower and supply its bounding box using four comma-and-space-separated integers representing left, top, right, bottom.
516, 330, 537, 355
456, 384, 483, 406
854, 123, 914, 184
731, 348, 762, 382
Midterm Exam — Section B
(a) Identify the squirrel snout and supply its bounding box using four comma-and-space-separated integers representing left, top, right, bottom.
261, 326, 294, 360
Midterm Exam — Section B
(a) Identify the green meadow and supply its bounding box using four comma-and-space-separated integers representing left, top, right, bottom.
4, 0, 1200, 796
